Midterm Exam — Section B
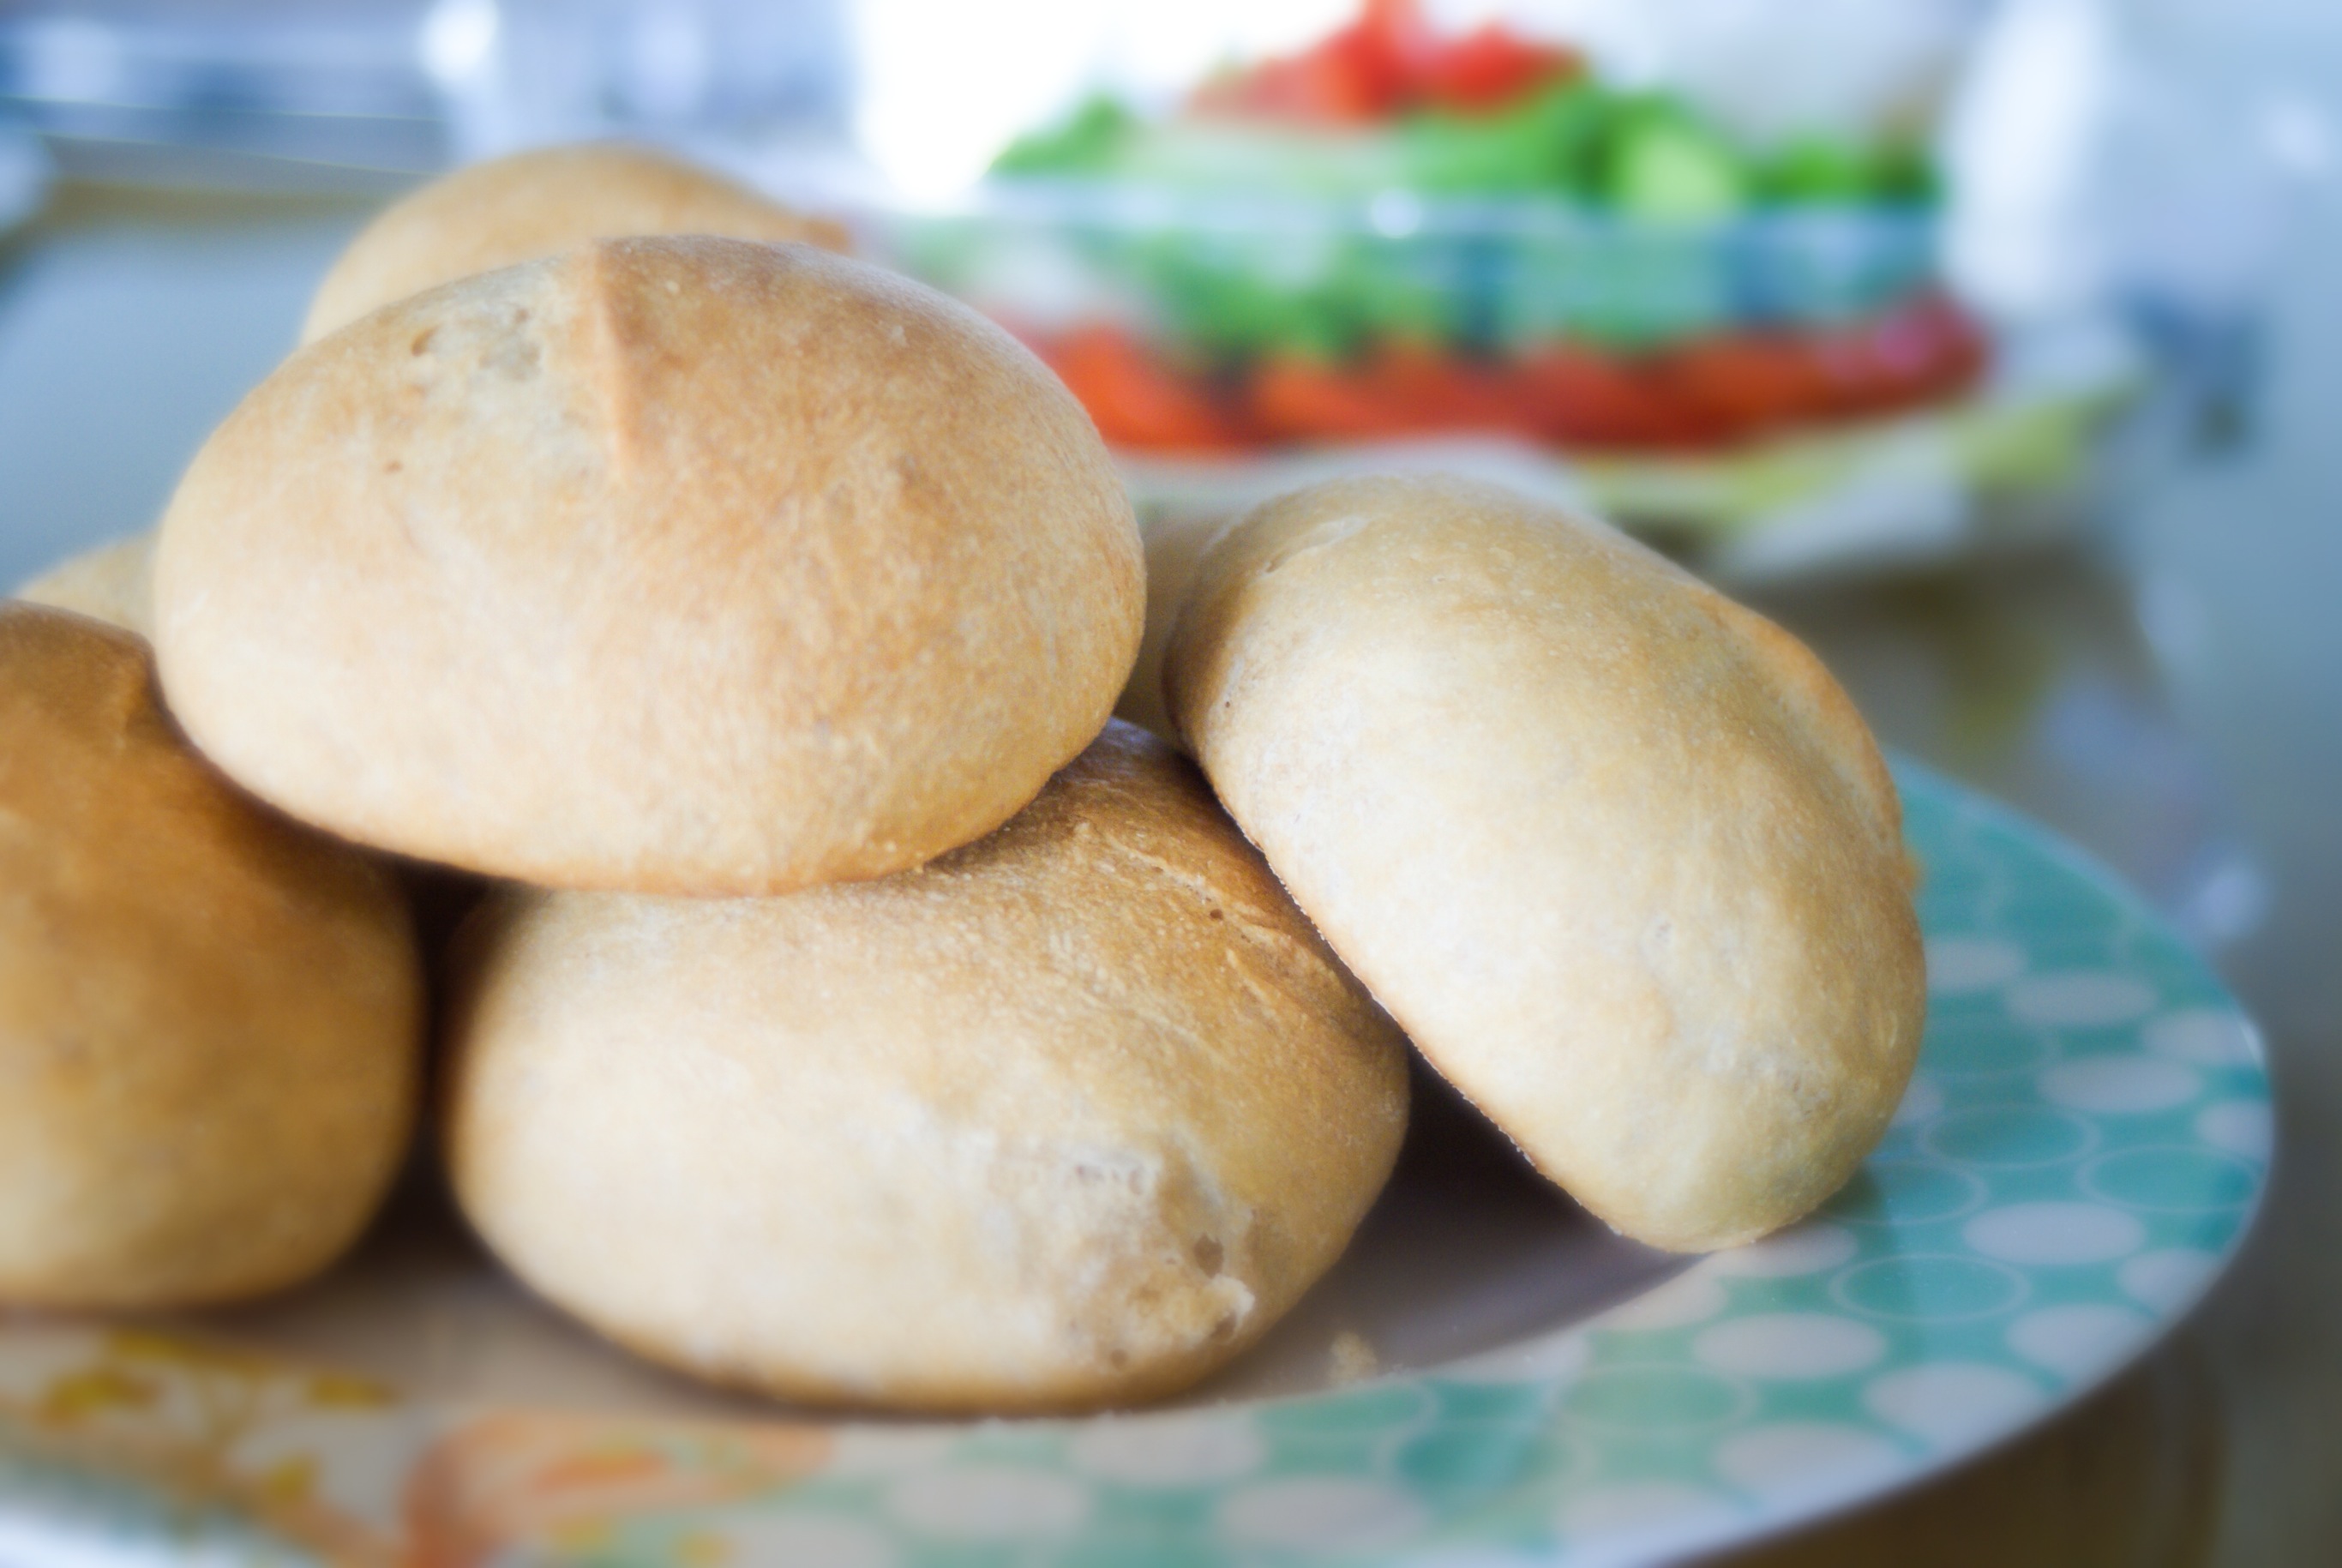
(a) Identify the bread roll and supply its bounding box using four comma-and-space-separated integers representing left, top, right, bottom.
15, 531, 155, 640
1164, 475, 1923, 1252
1115, 504, 1223, 739
442, 721, 1409, 1411
303, 142, 847, 342
156, 237, 1144, 895
0, 605, 422, 1308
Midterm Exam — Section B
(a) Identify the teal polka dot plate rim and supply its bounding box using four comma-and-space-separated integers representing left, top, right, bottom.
0, 760, 2273, 1567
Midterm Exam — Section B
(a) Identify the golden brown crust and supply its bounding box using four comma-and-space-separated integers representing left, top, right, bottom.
441, 721, 1409, 1412
1163, 474, 1925, 1253
1115, 505, 1226, 739
302, 142, 849, 343
156, 237, 1144, 895
0, 605, 423, 1308
15, 531, 156, 640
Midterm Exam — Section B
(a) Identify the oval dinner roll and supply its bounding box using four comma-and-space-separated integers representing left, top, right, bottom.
302, 141, 848, 342
15, 531, 156, 640
155, 237, 1144, 895
0, 605, 422, 1308
1164, 475, 1924, 1253
443, 721, 1409, 1411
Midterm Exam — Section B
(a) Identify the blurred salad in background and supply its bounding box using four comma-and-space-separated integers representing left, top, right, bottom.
995, 3, 1937, 215
886, 0, 1987, 458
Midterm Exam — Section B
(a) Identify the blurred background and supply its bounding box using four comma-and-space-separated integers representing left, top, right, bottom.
0, 0, 2337, 1560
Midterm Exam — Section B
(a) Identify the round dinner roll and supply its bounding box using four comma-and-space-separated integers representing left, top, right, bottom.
442, 721, 1410, 1411
156, 236, 1144, 894
1115, 503, 1225, 739
0, 605, 422, 1308
15, 530, 156, 640
302, 141, 848, 342
1163, 475, 1925, 1253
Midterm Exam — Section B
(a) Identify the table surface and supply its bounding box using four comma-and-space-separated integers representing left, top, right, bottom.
3, 182, 2339, 1566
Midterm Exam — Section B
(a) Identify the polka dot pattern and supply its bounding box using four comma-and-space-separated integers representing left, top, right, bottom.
2039, 1057, 2203, 1114
1923, 1105, 2099, 1167
2007, 1304, 2154, 1380
1596, 1272, 1730, 1332
1693, 1315, 1889, 1379
2196, 1101, 2275, 1162
0, 764, 2269, 1567
1863, 1363, 2045, 1445
1964, 1201, 2147, 1266
884, 1466, 1090, 1540
1925, 936, 2027, 994
1069, 1415, 1264, 1486
2145, 1008, 2261, 1066
1891, 1074, 1948, 1126
1713, 1422, 1907, 1504
1702, 1222, 1860, 1278
1831, 1254, 2031, 1322
716, 1514, 898, 1568
2006, 971, 2159, 1028
1219, 1478, 1427, 1550
1562, 1366, 1753, 1432
2117, 1248, 2222, 1313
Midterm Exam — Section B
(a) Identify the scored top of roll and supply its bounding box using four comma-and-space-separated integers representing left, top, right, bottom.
302, 142, 849, 344
155, 237, 1144, 896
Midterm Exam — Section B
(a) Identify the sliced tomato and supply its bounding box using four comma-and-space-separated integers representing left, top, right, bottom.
1354, 0, 1438, 98
1194, 0, 1419, 124
1509, 345, 1725, 451
1247, 353, 1419, 442
1417, 24, 1580, 114
1198, 45, 1389, 124
1876, 292, 1991, 405
1034, 325, 1251, 454
1663, 333, 1835, 438
1192, 0, 1579, 123
1806, 294, 1991, 418
1360, 339, 1546, 438
1248, 339, 1558, 443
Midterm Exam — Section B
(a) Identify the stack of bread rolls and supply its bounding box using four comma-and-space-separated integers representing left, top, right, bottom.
3, 145, 1922, 1412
